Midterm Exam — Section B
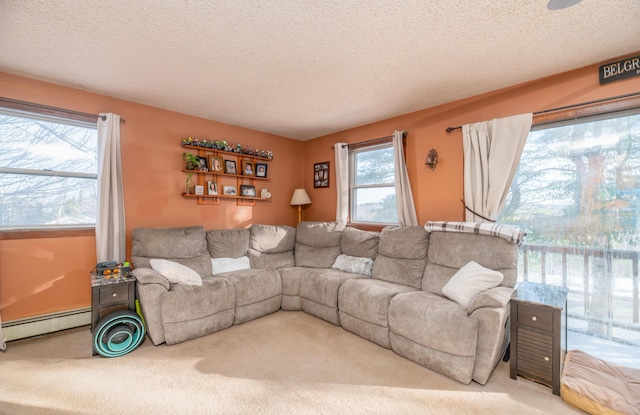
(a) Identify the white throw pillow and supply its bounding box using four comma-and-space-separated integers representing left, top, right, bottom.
149, 259, 202, 286
441, 261, 504, 307
211, 256, 251, 274
332, 254, 374, 277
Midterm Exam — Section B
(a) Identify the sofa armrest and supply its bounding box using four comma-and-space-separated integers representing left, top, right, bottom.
467, 286, 513, 314
132, 268, 170, 291
131, 267, 170, 345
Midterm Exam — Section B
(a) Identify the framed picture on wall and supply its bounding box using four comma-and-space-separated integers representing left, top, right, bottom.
314, 161, 330, 188
242, 160, 254, 176
197, 156, 209, 172
224, 160, 237, 174
210, 156, 224, 172
255, 163, 268, 178
207, 180, 218, 195
240, 184, 256, 197
223, 185, 237, 195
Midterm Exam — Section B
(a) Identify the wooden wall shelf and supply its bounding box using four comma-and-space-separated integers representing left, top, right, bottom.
181, 143, 272, 206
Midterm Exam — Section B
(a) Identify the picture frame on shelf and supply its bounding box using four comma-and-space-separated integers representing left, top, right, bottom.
314, 161, 330, 188
223, 185, 237, 195
194, 185, 204, 195
242, 160, 254, 176
255, 163, 267, 178
197, 156, 209, 172
207, 180, 218, 196
210, 156, 224, 172
224, 160, 237, 174
240, 184, 256, 198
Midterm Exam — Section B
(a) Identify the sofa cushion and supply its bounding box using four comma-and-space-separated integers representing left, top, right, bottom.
247, 224, 296, 269
206, 228, 250, 258
218, 268, 282, 325
299, 268, 366, 325
422, 232, 518, 295
388, 291, 479, 358
211, 256, 251, 274
132, 226, 212, 278
372, 226, 429, 289
160, 276, 235, 345
278, 267, 307, 310
332, 254, 374, 276
340, 227, 379, 259
339, 279, 416, 327
441, 261, 504, 307
150, 259, 202, 286
294, 221, 343, 268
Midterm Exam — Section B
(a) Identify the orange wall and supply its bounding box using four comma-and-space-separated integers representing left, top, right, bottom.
2, 52, 640, 322
0, 72, 304, 321
303, 54, 640, 224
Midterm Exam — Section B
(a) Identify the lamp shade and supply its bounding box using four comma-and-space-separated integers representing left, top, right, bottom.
290, 188, 312, 206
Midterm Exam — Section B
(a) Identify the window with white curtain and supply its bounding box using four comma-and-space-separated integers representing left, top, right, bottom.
0, 108, 97, 229
349, 143, 398, 225
498, 108, 640, 348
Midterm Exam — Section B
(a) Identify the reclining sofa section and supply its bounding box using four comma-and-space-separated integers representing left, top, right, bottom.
131, 221, 518, 385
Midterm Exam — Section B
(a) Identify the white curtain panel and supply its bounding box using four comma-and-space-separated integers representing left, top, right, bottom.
393, 131, 418, 226
335, 143, 349, 224
462, 113, 533, 222
0, 311, 6, 350
96, 114, 126, 263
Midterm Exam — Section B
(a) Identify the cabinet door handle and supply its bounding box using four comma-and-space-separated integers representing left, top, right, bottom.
544, 356, 550, 362
112, 292, 117, 298
532, 316, 537, 321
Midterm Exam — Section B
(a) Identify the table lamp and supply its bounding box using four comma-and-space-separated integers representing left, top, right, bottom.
290, 188, 312, 223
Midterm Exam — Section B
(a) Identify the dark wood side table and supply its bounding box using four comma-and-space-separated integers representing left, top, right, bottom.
90, 272, 136, 356
510, 281, 568, 395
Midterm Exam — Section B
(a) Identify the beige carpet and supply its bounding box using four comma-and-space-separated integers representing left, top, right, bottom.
0, 311, 582, 415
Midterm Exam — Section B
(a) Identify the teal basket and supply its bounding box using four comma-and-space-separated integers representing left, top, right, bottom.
93, 310, 145, 357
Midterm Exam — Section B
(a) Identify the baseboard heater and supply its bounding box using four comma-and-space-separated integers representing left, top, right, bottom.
2, 307, 91, 342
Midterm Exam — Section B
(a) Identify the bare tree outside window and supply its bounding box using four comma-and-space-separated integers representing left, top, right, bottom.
0, 110, 97, 229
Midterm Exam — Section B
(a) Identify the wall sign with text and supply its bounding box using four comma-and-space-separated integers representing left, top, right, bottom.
599, 55, 640, 85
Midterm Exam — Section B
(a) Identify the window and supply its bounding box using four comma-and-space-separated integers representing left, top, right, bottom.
499, 108, 640, 347
349, 143, 398, 225
0, 108, 98, 230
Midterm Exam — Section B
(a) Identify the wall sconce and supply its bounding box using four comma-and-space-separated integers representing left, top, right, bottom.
425, 148, 439, 170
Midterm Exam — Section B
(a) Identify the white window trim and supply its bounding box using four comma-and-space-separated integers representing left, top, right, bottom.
348, 142, 398, 226
0, 105, 98, 231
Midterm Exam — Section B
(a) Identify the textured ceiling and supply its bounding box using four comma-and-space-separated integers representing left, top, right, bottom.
1, 1, 639, 140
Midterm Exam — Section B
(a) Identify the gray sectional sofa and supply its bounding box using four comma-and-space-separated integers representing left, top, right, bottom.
131, 221, 518, 385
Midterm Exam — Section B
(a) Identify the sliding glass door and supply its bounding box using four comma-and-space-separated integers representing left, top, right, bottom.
499, 108, 640, 351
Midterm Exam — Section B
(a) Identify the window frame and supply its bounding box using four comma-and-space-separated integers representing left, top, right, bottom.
498, 100, 640, 348
0, 98, 99, 239
347, 137, 406, 230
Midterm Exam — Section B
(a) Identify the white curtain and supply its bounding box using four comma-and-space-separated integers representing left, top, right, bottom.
96, 114, 126, 263
462, 113, 533, 222
335, 143, 349, 224
393, 130, 418, 226
0, 312, 5, 351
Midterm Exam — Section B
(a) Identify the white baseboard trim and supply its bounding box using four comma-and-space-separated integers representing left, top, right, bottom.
3, 307, 91, 342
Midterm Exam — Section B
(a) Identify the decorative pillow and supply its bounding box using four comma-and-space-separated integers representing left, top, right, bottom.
332, 254, 374, 277
441, 261, 504, 307
149, 259, 202, 286
211, 256, 251, 274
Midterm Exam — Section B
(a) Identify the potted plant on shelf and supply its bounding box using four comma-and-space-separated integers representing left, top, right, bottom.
185, 173, 194, 194
183, 152, 199, 170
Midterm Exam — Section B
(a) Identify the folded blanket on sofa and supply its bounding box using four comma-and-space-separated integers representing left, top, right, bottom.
424, 221, 524, 246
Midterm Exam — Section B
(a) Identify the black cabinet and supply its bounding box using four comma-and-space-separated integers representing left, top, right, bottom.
510, 281, 568, 395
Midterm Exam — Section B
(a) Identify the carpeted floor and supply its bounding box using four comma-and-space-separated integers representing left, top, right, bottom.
0, 311, 583, 415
